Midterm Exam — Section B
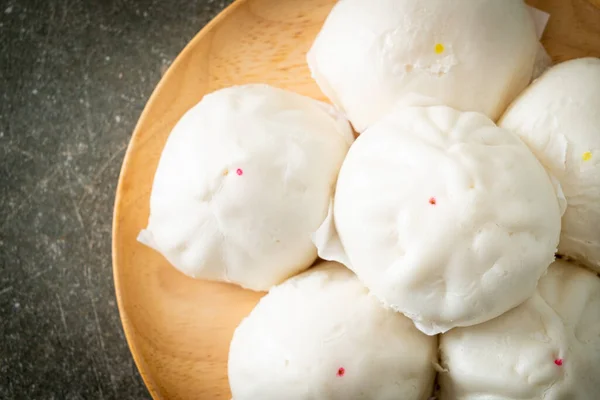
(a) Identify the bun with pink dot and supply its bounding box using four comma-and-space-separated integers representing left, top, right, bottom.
228, 262, 437, 400
439, 259, 600, 399
137, 84, 353, 291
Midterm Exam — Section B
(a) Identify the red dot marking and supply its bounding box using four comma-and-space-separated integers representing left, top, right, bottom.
236, 168, 243, 176
554, 359, 563, 366
337, 367, 345, 377
429, 197, 436, 205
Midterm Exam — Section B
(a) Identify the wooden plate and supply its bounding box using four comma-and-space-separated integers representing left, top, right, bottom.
112, 0, 600, 399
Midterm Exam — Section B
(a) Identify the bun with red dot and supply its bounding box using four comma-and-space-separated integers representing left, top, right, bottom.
228, 262, 437, 400
438, 259, 600, 399
314, 106, 563, 335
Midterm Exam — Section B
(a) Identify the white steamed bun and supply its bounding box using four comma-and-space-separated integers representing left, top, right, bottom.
500, 57, 600, 272
307, 0, 539, 132
314, 106, 563, 335
439, 259, 600, 399
138, 84, 353, 291
228, 261, 437, 400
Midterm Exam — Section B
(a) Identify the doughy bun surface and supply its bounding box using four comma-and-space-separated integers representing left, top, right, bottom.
500, 57, 600, 272
140, 84, 353, 291
332, 106, 561, 334
229, 262, 437, 400
308, 0, 538, 131
439, 259, 600, 399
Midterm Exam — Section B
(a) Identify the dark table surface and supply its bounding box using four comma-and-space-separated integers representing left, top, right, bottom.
0, 0, 233, 398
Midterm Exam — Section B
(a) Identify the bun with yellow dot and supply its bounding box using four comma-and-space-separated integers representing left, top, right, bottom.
307, 0, 539, 132
500, 57, 600, 272
438, 259, 600, 399
228, 262, 438, 400
138, 84, 353, 291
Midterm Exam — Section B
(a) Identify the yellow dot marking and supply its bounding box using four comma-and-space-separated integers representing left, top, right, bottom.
223, 169, 229, 176
435, 43, 445, 54
582, 151, 593, 162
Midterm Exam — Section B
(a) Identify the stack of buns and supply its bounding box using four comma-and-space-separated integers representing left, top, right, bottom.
139, 1, 600, 398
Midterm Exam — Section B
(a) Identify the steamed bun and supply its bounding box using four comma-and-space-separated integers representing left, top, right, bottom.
439, 259, 600, 399
228, 262, 437, 400
308, 0, 538, 132
500, 57, 600, 272
138, 84, 353, 291
315, 106, 562, 335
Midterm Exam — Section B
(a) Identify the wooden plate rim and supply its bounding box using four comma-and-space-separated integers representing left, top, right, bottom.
111, 0, 249, 397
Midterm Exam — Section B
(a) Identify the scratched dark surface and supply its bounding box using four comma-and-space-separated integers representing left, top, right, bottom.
0, 0, 233, 398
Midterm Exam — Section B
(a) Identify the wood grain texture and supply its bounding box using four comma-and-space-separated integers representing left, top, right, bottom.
112, 0, 600, 399
528, 0, 600, 61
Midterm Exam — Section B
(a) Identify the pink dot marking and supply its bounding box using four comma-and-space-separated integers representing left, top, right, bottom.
337, 367, 345, 377
429, 197, 436, 205
236, 168, 243, 176
554, 359, 563, 366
